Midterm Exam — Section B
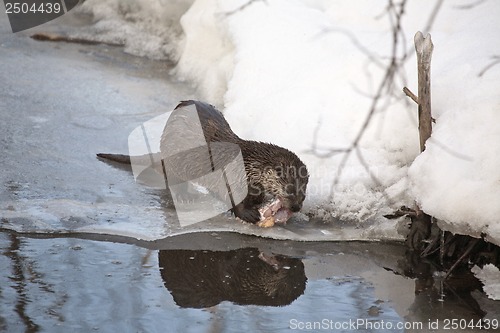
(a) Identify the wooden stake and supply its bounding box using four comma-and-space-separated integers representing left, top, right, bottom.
402, 32, 434, 251
414, 31, 434, 152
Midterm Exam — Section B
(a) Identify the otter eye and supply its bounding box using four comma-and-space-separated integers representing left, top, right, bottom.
285, 184, 296, 196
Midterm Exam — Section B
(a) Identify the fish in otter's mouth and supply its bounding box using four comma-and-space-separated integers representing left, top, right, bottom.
257, 197, 294, 228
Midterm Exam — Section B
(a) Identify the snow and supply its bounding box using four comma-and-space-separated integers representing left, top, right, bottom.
407, 4, 500, 245
172, 0, 500, 240
73, 0, 500, 245
76, 0, 192, 61
472, 265, 500, 301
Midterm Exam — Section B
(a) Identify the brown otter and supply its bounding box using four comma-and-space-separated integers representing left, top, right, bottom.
98, 100, 309, 225
158, 248, 307, 308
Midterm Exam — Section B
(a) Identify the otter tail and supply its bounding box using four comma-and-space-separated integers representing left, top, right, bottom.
97, 152, 164, 175
96, 153, 132, 164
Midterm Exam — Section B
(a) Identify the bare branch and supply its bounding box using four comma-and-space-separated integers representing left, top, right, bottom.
31, 33, 122, 46
401, 0, 443, 64
354, 147, 394, 205
478, 55, 500, 77
428, 138, 474, 161
317, 28, 386, 70
403, 87, 418, 104
422, 0, 444, 35
224, 0, 266, 16
327, 0, 408, 199
306, 117, 351, 157
307, 0, 444, 206
443, 238, 480, 279
453, 0, 486, 10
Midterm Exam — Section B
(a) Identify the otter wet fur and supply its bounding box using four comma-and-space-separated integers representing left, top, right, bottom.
97, 100, 309, 225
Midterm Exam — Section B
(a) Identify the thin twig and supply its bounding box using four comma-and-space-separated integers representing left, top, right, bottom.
443, 238, 480, 279
453, 0, 486, 10
422, 0, 444, 35
428, 138, 474, 161
327, 0, 408, 199
308, 0, 444, 206
354, 147, 394, 205
307, 117, 351, 157
224, 0, 265, 16
403, 87, 418, 104
478, 55, 500, 77
31, 33, 122, 46
317, 27, 385, 70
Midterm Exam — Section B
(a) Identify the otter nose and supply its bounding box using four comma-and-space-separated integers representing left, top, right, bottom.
290, 204, 301, 212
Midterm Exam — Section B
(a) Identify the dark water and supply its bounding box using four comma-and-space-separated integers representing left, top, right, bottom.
1, 230, 498, 333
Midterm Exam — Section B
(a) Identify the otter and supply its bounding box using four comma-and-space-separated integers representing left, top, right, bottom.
158, 248, 306, 308
98, 100, 309, 226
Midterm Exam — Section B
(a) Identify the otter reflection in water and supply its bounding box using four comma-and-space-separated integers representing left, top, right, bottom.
158, 248, 307, 308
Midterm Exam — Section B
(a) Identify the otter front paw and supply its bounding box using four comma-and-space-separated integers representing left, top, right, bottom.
240, 208, 261, 223
234, 204, 261, 223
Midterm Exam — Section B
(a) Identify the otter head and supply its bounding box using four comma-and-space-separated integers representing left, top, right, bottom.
273, 163, 308, 213
260, 147, 309, 213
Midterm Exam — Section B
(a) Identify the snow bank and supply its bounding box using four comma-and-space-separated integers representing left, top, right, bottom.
174, 0, 500, 240
75, 0, 500, 243
407, 1, 500, 245
76, 0, 193, 60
